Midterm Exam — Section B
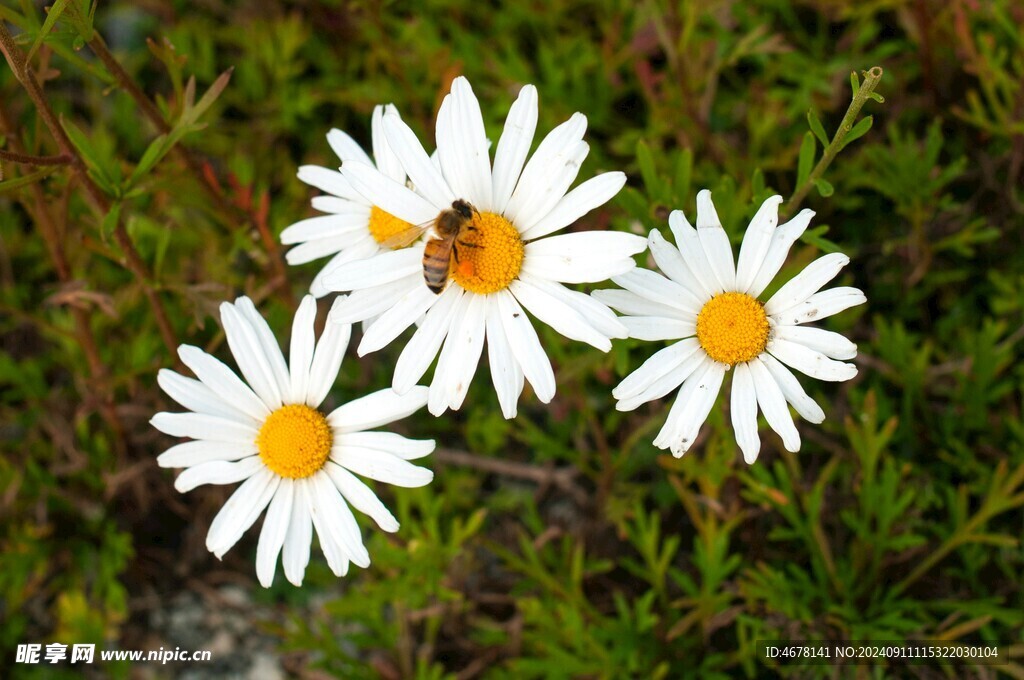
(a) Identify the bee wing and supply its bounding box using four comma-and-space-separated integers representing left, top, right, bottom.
377, 219, 433, 250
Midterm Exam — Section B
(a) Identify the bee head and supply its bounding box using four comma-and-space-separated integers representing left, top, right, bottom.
452, 199, 475, 220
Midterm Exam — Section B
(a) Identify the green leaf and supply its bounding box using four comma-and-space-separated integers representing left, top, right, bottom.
26, 0, 70, 65
807, 109, 829, 147
672, 148, 693, 205
813, 177, 834, 197
850, 70, 860, 97
796, 131, 815, 188
636, 139, 662, 200
100, 201, 121, 241
840, 115, 873, 151
127, 133, 170, 187
185, 68, 233, 124
616, 186, 651, 225
59, 116, 116, 194
0, 166, 58, 194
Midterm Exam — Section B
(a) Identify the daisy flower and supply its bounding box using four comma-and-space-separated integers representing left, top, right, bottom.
596, 190, 865, 462
151, 295, 434, 587
282, 105, 418, 297
320, 76, 647, 418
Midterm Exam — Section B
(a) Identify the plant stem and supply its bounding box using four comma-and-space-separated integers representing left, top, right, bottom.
786, 66, 884, 216
0, 21, 180, 357
0, 149, 70, 165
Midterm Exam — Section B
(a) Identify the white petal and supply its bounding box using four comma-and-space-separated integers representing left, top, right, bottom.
757, 353, 825, 423
234, 297, 293, 406
310, 195, 370, 215
307, 480, 350, 577
372, 104, 407, 183
764, 253, 850, 316
621, 316, 696, 341
382, 113, 454, 209
647, 229, 708, 302
695, 190, 736, 291
746, 209, 814, 298
327, 128, 373, 166
667, 210, 720, 298
327, 386, 429, 433
504, 112, 587, 229
310, 237, 382, 297
749, 357, 800, 452
511, 276, 612, 351
305, 296, 352, 408
770, 286, 866, 326
525, 277, 627, 340
220, 302, 284, 410
324, 463, 400, 532
157, 369, 257, 425
286, 232, 372, 265
297, 165, 363, 202
611, 267, 702, 317
656, 359, 726, 457
509, 141, 589, 233
357, 284, 438, 356
256, 478, 294, 587
730, 362, 761, 464
150, 412, 258, 443
321, 243, 424, 292
332, 446, 434, 488
158, 440, 257, 468
178, 345, 270, 422
495, 290, 555, 403
437, 77, 492, 209
591, 288, 690, 321
174, 456, 263, 492
328, 273, 421, 325
486, 299, 525, 418
613, 337, 701, 401
393, 285, 462, 394
341, 160, 438, 226
491, 84, 538, 215
735, 195, 783, 293
310, 472, 369, 568
282, 479, 313, 586
767, 337, 858, 382
337, 431, 436, 460
522, 231, 646, 284
615, 339, 707, 412
280, 212, 370, 245
773, 325, 857, 360
433, 291, 486, 414
289, 296, 317, 404
206, 468, 279, 559
519, 172, 626, 241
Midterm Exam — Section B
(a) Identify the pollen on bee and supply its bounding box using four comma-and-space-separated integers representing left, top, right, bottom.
457, 261, 476, 279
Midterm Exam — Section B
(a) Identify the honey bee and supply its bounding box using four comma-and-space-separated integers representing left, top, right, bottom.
380, 199, 481, 294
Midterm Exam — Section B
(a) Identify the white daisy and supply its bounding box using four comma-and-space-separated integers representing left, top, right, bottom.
282, 105, 419, 297
319, 76, 647, 418
596, 190, 866, 462
151, 295, 434, 587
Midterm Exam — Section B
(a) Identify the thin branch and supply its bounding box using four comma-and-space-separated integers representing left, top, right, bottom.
786, 66, 884, 216
434, 448, 588, 505
0, 21, 180, 357
0, 149, 70, 165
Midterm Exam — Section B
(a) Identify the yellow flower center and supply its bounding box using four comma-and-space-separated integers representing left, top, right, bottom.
368, 205, 415, 247
256, 404, 332, 479
695, 292, 770, 366
451, 211, 524, 294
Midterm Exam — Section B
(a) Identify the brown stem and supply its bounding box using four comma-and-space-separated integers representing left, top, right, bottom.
0, 149, 71, 165
434, 448, 587, 505
0, 101, 127, 456
0, 21, 180, 356
84, 32, 295, 307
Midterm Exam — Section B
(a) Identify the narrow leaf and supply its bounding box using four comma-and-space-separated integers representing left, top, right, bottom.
26, 0, 70, 65
636, 139, 662, 200
840, 115, 873, 151
807, 109, 829, 146
813, 177, 834, 197
672, 148, 693, 205
187, 68, 233, 123
0, 166, 58, 194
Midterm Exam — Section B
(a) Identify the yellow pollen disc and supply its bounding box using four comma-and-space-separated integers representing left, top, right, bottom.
696, 292, 770, 366
451, 211, 524, 294
368, 205, 415, 247
256, 404, 332, 479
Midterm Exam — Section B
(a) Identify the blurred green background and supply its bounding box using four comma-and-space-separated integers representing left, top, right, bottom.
1, 0, 1022, 677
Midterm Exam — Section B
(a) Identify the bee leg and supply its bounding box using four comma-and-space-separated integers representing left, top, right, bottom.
456, 240, 482, 248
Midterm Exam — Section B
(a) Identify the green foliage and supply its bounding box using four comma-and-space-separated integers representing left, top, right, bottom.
1, 0, 1023, 678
